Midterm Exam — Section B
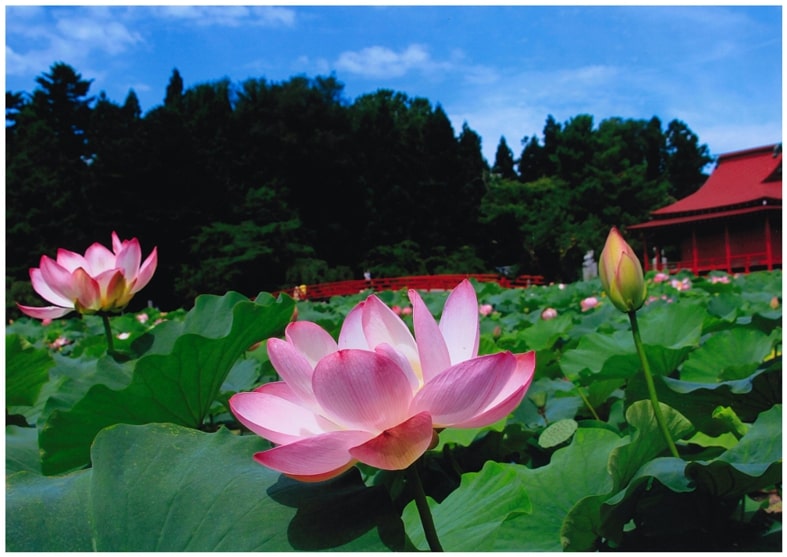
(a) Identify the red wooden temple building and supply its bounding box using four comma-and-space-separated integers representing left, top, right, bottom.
629, 143, 782, 274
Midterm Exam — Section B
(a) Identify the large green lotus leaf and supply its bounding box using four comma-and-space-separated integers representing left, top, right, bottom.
559, 330, 638, 381
513, 377, 582, 429
560, 402, 693, 551
686, 404, 782, 499
7, 422, 405, 551
608, 400, 694, 490
519, 313, 573, 351
637, 300, 705, 349
39, 292, 295, 475
402, 460, 531, 551
492, 427, 626, 551
680, 328, 778, 382
6, 469, 94, 551
593, 456, 694, 548
6, 333, 54, 407
6, 425, 42, 474
627, 360, 781, 436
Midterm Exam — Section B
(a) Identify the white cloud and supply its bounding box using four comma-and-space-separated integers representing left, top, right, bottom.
55, 17, 143, 55
5, 8, 143, 77
150, 6, 295, 27
336, 44, 430, 78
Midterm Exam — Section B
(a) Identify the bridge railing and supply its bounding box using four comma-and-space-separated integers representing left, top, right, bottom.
275, 273, 545, 301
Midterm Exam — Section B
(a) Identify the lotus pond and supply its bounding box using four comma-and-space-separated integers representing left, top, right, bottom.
6, 269, 782, 551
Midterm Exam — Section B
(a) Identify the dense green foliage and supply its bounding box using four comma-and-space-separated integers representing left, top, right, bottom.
7, 62, 712, 313
6, 271, 781, 550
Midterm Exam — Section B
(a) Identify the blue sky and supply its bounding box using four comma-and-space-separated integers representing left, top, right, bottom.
4, 4, 782, 164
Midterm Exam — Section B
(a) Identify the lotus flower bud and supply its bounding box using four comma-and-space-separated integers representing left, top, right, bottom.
599, 227, 647, 313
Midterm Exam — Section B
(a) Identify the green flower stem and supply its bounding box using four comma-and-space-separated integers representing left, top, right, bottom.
100, 313, 116, 355
406, 460, 444, 552
628, 310, 680, 458
572, 381, 601, 421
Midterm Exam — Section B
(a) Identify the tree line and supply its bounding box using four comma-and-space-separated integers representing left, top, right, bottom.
6, 62, 712, 313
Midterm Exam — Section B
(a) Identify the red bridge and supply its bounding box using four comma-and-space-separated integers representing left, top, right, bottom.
277, 273, 545, 301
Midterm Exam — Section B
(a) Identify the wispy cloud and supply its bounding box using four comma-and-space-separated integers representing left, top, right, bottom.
5, 6, 143, 76
336, 44, 435, 78
149, 6, 296, 28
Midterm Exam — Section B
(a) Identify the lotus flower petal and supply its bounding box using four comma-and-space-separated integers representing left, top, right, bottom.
254, 429, 375, 480
410, 352, 516, 427
16, 304, 75, 320
449, 351, 536, 428
28, 267, 73, 308
438, 279, 480, 364
313, 350, 413, 431
409, 289, 451, 383
229, 387, 340, 445
349, 411, 434, 470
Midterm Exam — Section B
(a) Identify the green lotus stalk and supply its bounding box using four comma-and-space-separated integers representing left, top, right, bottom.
600, 227, 679, 458
407, 460, 444, 552
100, 312, 116, 355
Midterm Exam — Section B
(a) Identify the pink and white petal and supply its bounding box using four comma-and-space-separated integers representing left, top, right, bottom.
312, 349, 413, 431
284, 321, 338, 366
83, 242, 117, 275
39, 256, 81, 301
54, 248, 87, 273
71, 268, 102, 312
410, 352, 516, 427
450, 351, 535, 428
349, 411, 434, 470
267, 338, 320, 406
229, 389, 339, 445
29, 267, 73, 307
95, 269, 127, 305
17, 303, 74, 320
361, 295, 417, 354
130, 248, 158, 293
111, 231, 123, 253
408, 289, 451, 383
438, 279, 480, 364
113, 237, 142, 280
337, 302, 369, 350
254, 429, 374, 478
374, 343, 421, 392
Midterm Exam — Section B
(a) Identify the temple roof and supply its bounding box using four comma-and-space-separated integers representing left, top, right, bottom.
631, 143, 782, 230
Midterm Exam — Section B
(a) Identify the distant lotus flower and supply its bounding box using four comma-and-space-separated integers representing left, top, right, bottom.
479, 303, 493, 316
391, 305, 403, 315
580, 296, 599, 312
599, 227, 646, 313
135, 312, 149, 324
670, 278, 691, 292
709, 275, 730, 284
17, 232, 158, 321
541, 307, 558, 320
401, 306, 412, 316
230, 279, 535, 482
653, 272, 670, 283
116, 332, 131, 340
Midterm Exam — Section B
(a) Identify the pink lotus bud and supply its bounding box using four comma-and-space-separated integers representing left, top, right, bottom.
479, 303, 493, 316
599, 227, 647, 313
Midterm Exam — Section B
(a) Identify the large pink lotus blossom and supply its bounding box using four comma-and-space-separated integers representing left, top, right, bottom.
17, 232, 157, 320
230, 279, 535, 482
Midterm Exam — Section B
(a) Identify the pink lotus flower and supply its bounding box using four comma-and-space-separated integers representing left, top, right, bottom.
652, 272, 670, 283
478, 303, 493, 316
541, 307, 558, 320
230, 279, 535, 482
17, 232, 158, 320
580, 296, 599, 312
